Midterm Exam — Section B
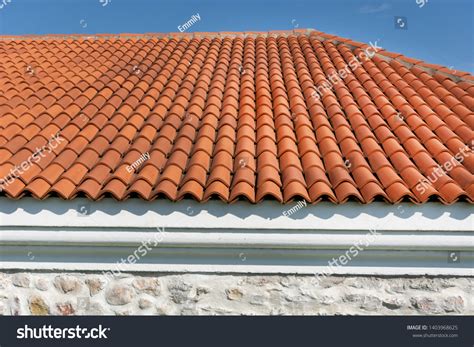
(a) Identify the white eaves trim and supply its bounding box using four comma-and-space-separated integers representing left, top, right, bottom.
0, 197, 472, 231
0, 198, 473, 276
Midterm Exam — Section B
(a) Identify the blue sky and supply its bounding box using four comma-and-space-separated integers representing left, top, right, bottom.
0, 0, 473, 72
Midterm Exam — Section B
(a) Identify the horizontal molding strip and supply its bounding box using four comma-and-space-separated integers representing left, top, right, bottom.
1, 229, 473, 251
1, 228, 473, 276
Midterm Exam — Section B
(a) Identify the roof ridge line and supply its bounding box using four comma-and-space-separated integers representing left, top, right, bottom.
0, 29, 310, 41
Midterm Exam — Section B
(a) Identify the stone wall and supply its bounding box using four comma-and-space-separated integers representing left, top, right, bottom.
0, 271, 472, 315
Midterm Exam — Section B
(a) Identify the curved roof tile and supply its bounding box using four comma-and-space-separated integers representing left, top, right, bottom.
0, 29, 472, 204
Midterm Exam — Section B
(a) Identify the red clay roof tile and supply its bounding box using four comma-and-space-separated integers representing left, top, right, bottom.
0, 30, 472, 204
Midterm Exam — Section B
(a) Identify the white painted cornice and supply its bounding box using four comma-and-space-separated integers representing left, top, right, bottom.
0, 197, 472, 231
0, 198, 472, 276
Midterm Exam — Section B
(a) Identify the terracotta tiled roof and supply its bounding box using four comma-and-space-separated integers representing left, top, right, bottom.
0, 29, 473, 204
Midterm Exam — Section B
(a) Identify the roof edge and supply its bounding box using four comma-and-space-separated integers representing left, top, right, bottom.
306, 29, 474, 83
